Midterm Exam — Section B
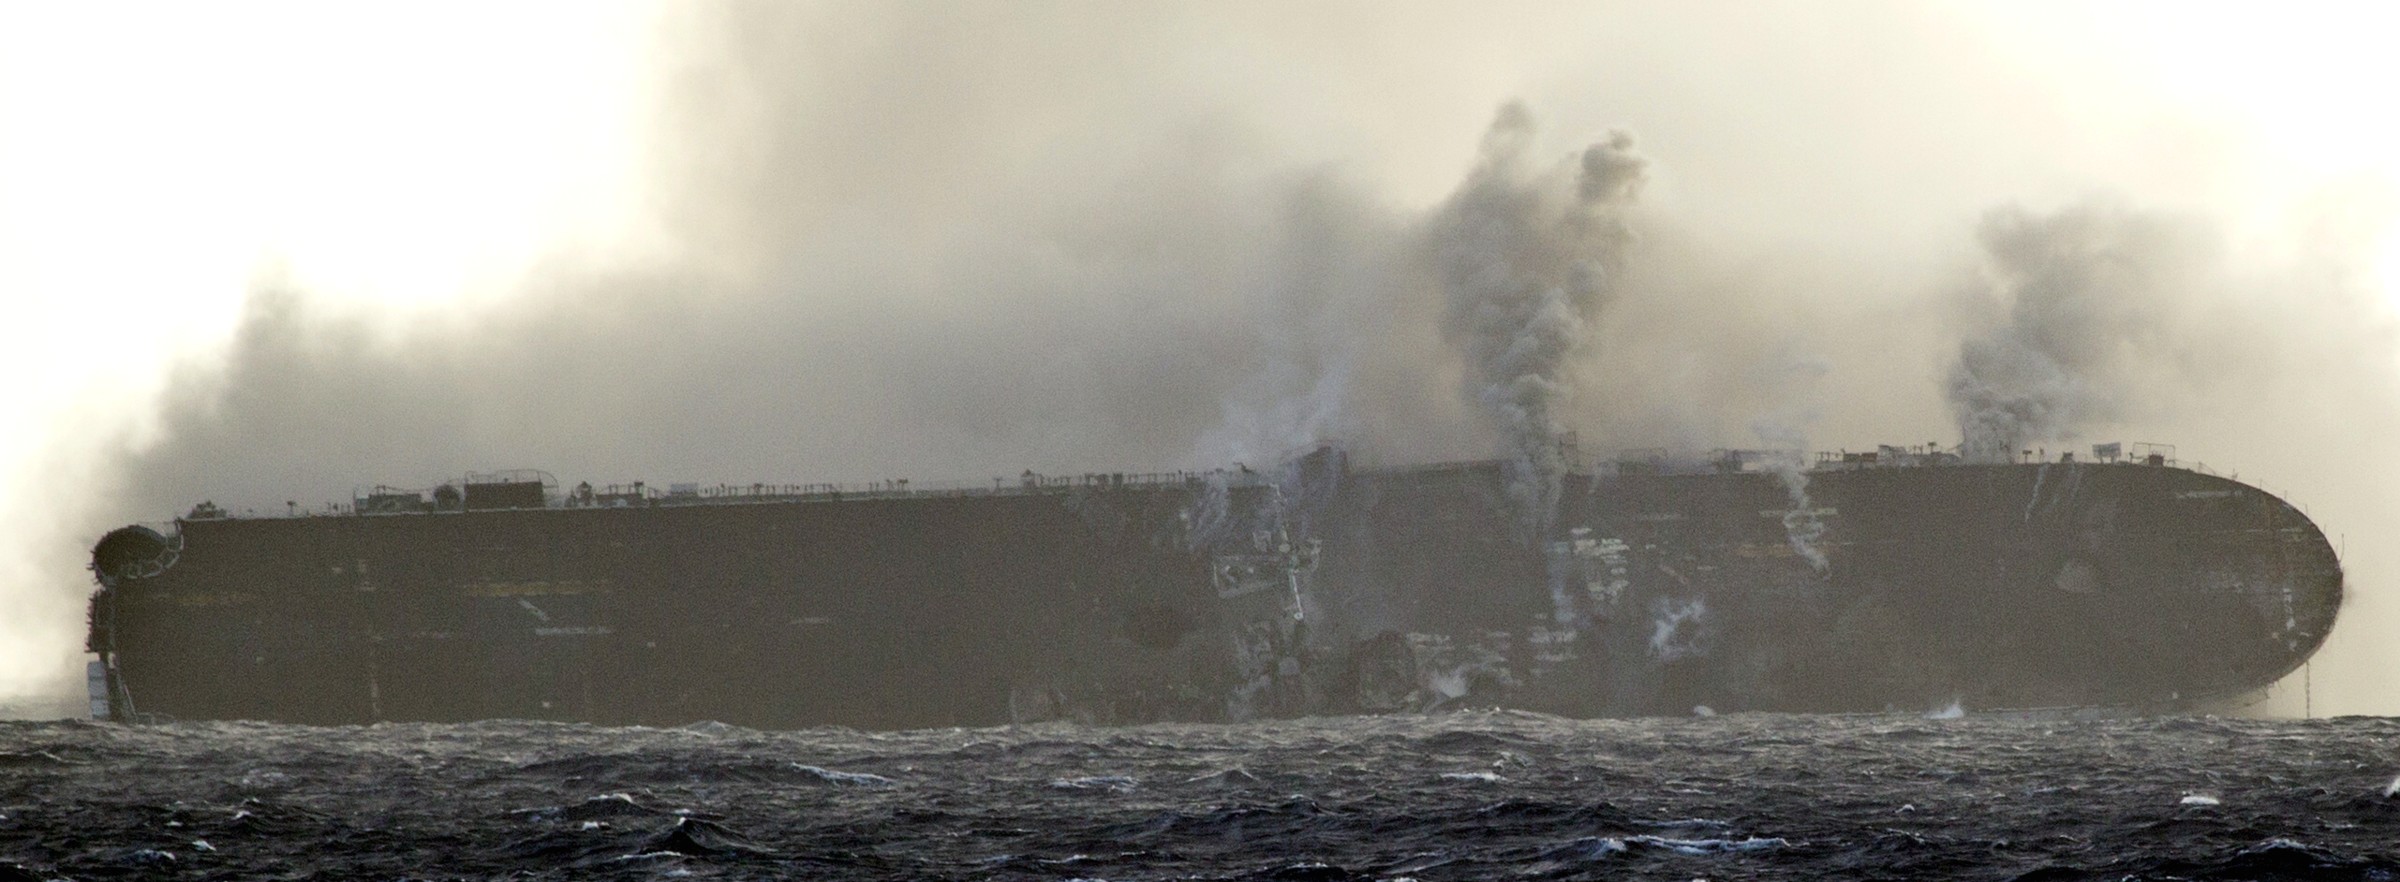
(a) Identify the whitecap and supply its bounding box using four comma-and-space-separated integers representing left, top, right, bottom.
1183, 767, 1261, 786
611, 850, 687, 863
793, 763, 896, 787
2180, 793, 2220, 807
1539, 836, 1629, 861
1439, 771, 1504, 783
1048, 775, 1137, 792
1626, 835, 1790, 855
1638, 818, 1735, 831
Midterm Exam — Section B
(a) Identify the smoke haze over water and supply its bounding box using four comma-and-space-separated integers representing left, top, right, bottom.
5, 3, 2400, 716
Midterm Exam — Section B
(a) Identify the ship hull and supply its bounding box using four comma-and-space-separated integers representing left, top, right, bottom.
87, 460, 2340, 727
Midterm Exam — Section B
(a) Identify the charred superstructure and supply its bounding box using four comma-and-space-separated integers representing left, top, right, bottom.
87, 445, 2341, 728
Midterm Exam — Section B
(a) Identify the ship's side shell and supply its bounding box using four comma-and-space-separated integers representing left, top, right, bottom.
1258, 461, 2339, 716
87, 461, 2340, 726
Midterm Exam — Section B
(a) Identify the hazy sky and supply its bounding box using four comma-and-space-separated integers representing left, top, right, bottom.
4, 1, 2397, 715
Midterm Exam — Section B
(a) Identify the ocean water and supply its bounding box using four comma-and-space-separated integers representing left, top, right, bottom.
4, 712, 2397, 880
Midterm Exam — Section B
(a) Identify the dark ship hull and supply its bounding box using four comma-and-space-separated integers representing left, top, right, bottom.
86, 452, 2341, 728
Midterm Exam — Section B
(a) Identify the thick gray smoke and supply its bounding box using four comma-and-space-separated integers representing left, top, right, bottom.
86, 21, 1670, 536
1427, 104, 1645, 538
1947, 204, 2215, 461
13, 3, 2400, 719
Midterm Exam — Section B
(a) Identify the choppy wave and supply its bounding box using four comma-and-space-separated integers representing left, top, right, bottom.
4, 712, 2399, 879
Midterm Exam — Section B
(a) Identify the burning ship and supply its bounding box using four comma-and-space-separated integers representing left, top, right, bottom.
85, 443, 2340, 728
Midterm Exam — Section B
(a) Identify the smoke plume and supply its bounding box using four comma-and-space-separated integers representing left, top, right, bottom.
1427, 104, 1646, 538
1947, 203, 2216, 461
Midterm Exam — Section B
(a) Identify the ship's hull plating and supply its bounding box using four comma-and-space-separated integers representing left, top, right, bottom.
87, 460, 2340, 727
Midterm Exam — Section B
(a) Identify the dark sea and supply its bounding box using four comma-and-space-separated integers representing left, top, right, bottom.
4, 712, 2397, 881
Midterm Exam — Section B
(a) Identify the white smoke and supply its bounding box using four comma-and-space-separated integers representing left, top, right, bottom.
1947, 203, 2214, 461
1752, 419, 1828, 573
1193, 175, 1434, 470
1426, 103, 1646, 540
1649, 596, 1710, 662
1181, 471, 1236, 552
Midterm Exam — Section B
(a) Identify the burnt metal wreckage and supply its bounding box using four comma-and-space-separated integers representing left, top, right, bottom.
86, 442, 2341, 729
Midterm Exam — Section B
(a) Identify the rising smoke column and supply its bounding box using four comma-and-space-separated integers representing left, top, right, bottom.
1426, 104, 1646, 540
1947, 203, 2210, 461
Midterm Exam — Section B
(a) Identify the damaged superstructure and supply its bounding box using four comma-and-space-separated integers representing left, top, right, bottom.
86, 443, 2342, 727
